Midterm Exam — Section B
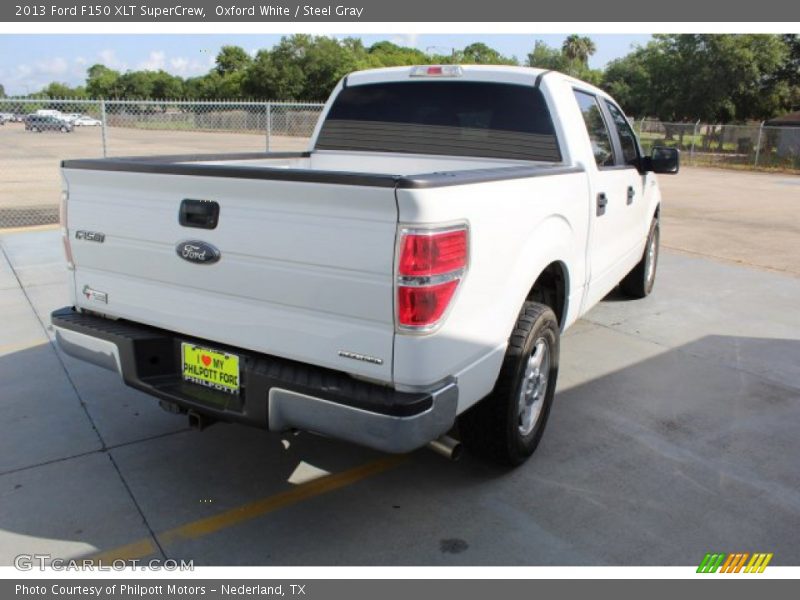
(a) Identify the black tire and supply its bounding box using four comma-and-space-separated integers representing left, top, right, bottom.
620, 217, 659, 299
458, 301, 560, 466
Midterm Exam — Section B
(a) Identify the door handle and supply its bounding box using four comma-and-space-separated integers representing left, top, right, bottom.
596, 193, 608, 217
627, 186, 635, 205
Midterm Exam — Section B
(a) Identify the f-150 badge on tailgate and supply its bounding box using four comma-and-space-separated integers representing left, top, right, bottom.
176, 240, 221, 264
75, 230, 105, 243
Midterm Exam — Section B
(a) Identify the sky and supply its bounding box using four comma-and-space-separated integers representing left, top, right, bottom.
0, 34, 652, 96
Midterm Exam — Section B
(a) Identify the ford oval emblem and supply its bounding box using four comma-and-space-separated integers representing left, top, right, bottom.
176, 240, 221, 264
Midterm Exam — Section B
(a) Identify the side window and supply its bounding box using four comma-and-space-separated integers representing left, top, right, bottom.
573, 90, 615, 168
605, 101, 640, 165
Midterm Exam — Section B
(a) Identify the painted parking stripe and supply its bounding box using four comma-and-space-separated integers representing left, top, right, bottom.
90, 454, 407, 562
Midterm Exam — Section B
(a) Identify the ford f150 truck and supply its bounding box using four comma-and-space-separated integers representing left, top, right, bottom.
51, 65, 678, 465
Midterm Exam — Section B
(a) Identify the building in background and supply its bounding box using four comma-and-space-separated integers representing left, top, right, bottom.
765, 110, 800, 160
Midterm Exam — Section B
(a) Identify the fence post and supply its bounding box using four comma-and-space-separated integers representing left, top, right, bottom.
754, 121, 765, 169
266, 102, 272, 152
689, 120, 700, 166
100, 99, 108, 157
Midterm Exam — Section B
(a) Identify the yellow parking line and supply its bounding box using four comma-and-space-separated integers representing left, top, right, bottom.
91, 538, 159, 563
0, 339, 48, 355
0, 224, 59, 235
89, 454, 407, 562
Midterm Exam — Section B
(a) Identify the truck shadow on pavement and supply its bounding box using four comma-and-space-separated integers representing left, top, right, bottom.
0, 334, 798, 566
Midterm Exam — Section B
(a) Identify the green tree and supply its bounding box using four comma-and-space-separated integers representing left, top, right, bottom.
365, 41, 427, 67
301, 36, 360, 100
775, 34, 800, 109
215, 45, 252, 76
526, 40, 568, 71
526, 39, 601, 84
242, 35, 360, 101
149, 70, 184, 99
242, 45, 304, 100
602, 34, 791, 122
41, 82, 87, 98
562, 35, 597, 66
603, 51, 652, 116
117, 71, 156, 98
459, 42, 517, 65
0, 83, 5, 97
86, 64, 122, 98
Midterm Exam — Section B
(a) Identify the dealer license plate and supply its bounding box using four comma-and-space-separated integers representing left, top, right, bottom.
181, 343, 240, 395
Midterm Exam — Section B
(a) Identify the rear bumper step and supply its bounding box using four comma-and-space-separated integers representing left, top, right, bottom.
51, 307, 457, 453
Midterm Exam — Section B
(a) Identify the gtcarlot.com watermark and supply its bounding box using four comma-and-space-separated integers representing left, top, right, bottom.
14, 554, 194, 571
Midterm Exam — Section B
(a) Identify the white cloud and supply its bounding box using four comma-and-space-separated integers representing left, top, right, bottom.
98, 48, 125, 70
138, 50, 166, 72
390, 34, 420, 49
169, 56, 213, 77
0, 56, 85, 94
34, 56, 70, 76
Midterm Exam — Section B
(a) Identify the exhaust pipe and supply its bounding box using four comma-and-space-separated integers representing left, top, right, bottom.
428, 435, 463, 461
187, 410, 215, 431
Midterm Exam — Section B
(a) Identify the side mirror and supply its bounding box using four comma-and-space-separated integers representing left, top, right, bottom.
642, 146, 679, 174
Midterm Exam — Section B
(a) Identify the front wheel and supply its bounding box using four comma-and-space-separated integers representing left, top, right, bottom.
621, 217, 659, 298
458, 301, 560, 466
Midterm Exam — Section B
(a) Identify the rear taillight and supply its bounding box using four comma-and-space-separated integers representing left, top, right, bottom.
396, 225, 468, 331
60, 189, 74, 270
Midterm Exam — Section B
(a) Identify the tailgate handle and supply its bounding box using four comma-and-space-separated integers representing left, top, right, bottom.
179, 199, 219, 230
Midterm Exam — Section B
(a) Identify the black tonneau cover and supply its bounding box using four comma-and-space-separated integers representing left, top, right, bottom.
61, 152, 582, 189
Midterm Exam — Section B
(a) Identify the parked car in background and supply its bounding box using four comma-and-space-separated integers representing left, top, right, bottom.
0, 112, 14, 124
63, 113, 82, 123
74, 115, 102, 127
34, 109, 64, 119
25, 114, 73, 132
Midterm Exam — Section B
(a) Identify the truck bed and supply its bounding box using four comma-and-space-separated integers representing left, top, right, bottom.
62, 150, 579, 189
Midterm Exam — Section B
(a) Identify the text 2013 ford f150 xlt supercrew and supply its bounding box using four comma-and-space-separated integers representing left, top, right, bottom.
51, 65, 678, 465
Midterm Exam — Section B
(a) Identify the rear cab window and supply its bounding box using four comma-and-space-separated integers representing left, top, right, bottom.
316, 81, 562, 162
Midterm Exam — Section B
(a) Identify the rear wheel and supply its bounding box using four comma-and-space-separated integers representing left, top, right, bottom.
60, 126, 67, 133
620, 217, 659, 298
458, 301, 559, 466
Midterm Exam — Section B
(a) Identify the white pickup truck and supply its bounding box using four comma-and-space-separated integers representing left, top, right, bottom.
51, 65, 678, 465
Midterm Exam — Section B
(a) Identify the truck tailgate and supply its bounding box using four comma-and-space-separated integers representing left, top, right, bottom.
62, 168, 398, 382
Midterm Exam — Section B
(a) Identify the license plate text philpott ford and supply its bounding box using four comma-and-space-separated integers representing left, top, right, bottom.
181, 343, 240, 394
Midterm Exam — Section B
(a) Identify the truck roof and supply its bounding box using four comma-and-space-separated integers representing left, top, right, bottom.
344, 65, 611, 100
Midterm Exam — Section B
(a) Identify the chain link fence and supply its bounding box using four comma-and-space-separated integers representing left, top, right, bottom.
633, 119, 800, 172
1, 99, 799, 230
0, 98, 324, 229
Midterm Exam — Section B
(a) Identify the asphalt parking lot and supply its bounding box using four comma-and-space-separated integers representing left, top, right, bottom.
1, 169, 799, 566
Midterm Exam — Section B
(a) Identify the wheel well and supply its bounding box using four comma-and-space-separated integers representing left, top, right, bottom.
526, 262, 568, 327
